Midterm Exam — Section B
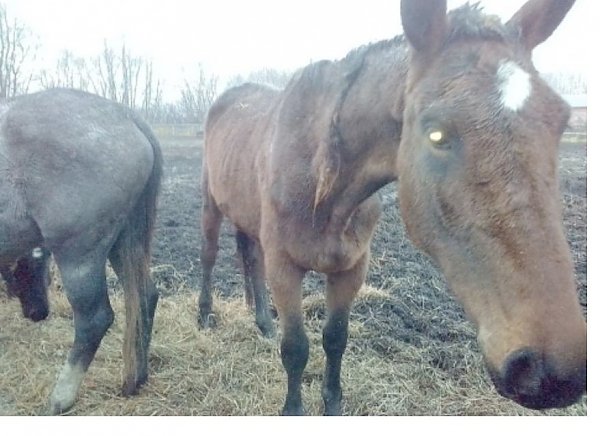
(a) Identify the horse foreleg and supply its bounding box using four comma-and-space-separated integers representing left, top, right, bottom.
322, 252, 369, 416
48, 256, 113, 415
236, 230, 255, 308
265, 253, 307, 415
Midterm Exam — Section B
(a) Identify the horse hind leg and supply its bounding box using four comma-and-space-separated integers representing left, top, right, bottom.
321, 252, 369, 416
236, 230, 255, 308
236, 230, 275, 338
48, 251, 114, 414
198, 189, 223, 329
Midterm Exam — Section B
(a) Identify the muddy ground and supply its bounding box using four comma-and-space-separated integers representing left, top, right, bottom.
152, 135, 587, 338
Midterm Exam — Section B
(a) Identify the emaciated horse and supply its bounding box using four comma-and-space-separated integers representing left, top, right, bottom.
0, 88, 163, 414
200, 0, 585, 414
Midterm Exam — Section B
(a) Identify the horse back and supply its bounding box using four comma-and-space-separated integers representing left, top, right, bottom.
1, 89, 156, 253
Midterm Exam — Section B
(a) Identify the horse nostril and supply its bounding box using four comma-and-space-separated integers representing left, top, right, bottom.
502, 348, 544, 397
27, 307, 49, 322
496, 347, 587, 409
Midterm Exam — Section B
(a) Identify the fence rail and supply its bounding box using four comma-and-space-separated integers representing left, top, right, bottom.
562, 131, 587, 143
151, 123, 203, 138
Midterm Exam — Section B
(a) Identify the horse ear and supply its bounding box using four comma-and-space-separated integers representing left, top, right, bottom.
506, 0, 575, 51
401, 0, 448, 55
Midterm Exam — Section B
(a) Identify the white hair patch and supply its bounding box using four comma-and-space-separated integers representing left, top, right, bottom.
497, 60, 531, 111
31, 247, 44, 259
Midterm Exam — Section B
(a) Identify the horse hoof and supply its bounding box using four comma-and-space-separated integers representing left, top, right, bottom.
121, 379, 140, 397
323, 390, 343, 415
281, 407, 305, 416
198, 312, 217, 329
258, 323, 276, 339
46, 399, 72, 416
324, 404, 342, 416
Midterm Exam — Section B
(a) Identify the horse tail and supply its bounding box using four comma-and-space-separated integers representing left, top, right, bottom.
116, 113, 163, 395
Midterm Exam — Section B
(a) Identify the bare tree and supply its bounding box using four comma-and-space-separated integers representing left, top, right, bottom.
542, 71, 587, 95
0, 3, 36, 98
139, 60, 164, 122
178, 63, 218, 123
120, 44, 143, 108
86, 40, 161, 116
39, 50, 90, 90
89, 41, 119, 101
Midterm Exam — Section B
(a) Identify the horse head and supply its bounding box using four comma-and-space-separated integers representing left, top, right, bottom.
398, 0, 585, 409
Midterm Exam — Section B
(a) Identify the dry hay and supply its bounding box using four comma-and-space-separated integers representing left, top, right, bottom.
0, 269, 586, 417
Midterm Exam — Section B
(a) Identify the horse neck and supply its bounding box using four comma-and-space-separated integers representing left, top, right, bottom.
314, 42, 408, 232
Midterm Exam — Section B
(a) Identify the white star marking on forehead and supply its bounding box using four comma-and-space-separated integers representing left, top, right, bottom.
497, 60, 531, 112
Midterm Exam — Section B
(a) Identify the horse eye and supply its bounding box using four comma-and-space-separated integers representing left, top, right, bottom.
428, 129, 449, 148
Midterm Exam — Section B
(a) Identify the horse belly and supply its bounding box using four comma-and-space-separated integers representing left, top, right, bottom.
206, 147, 263, 237
212, 181, 262, 238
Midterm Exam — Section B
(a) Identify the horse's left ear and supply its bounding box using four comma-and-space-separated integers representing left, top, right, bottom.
401, 0, 448, 57
506, 0, 576, 51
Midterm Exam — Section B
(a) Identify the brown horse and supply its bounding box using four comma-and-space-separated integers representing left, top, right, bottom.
200, 0, 585, 414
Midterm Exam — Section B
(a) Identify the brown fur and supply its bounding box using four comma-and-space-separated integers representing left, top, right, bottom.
201, 0, 585, 414
200, 43, 405, 415
398, 0, 585, 410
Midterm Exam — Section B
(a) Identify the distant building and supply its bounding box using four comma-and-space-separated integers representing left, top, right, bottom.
562, 94, 587, 132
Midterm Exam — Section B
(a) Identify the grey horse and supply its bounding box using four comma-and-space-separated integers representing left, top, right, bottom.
0, 88, 162, 414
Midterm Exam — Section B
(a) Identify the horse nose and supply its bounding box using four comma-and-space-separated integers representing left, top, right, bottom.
25, 306, 49, 322
503, 349, 544, 396
500, 348, 586, 409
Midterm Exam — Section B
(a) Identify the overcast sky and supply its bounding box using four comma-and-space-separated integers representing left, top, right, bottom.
2, 0, 592, 98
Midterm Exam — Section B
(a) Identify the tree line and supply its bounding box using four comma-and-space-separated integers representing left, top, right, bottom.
0, 3, 292, 124
0, 3, 585, 125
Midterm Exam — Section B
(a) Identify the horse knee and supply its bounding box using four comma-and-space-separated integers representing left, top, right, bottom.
200, 245, 218, 267
323, 313, 349, 357
66, 287, 114, 351
281, 323, 309, 374
86, 304, 115, 344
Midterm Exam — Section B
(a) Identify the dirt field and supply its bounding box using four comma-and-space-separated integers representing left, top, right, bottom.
0, 135, 586, 416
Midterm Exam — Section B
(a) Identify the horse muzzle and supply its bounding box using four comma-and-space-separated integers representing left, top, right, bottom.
488, 348, 586, 409
22, 303, 49, 322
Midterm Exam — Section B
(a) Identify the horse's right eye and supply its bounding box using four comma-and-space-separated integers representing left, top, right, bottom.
426, 127, 451, 150
429, 129, 445, 144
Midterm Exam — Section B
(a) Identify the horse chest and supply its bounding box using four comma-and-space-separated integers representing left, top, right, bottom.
282, 223, 368, 273
276, 197, 381, 273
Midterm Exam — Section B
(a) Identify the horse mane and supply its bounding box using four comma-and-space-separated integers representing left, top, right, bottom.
341, 35, 406, 66
445, 3, 515, 45
307, 37, 406, 214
